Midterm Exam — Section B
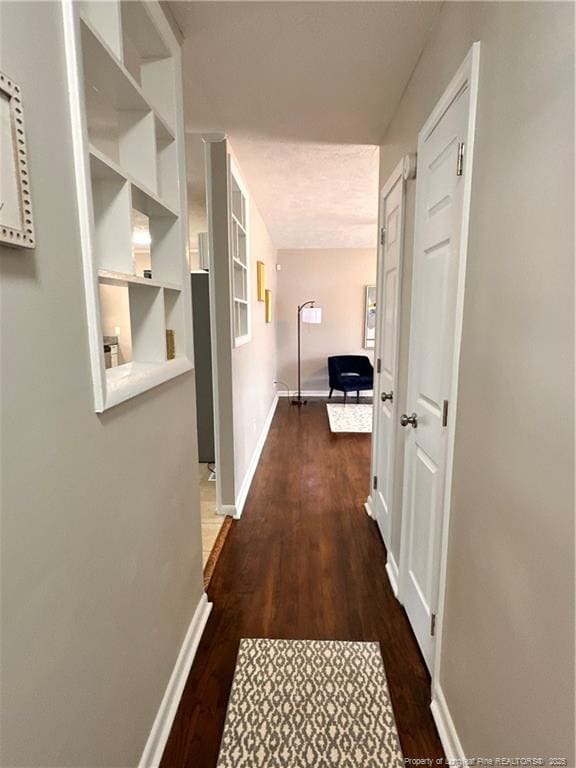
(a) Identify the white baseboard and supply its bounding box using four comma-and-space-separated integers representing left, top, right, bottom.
139, 593, 212, 768
277, 390, 373, 399
431, 684, 467, 765
218, 504, 237, 517
234, 394, 278, 519
385, 551, 400, 598
364, 497, 375, 519
277, 390, 330, 398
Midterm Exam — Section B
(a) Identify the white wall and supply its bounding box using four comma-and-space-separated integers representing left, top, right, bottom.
379, 1, 574, 760
0, 3, 205, 765
232, 196, 278, 492
276, 249, 376, 393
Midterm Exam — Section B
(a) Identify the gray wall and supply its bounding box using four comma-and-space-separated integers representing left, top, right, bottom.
379, 2, 574, 760
0, 3, 204, 765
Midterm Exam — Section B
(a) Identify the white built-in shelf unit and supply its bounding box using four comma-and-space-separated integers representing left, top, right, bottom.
63, 0, 193, 411
230, 170, 250, 345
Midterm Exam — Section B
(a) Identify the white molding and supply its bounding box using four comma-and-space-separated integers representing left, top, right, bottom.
233, 394, 278, 519
431, 41, 481, 687
431, 685, 467, 765
62, 0, 106, 412
204, 140, 226, 516
277, 390, 374, 398
364, 498, 375, 519
202, 132, 227, 144
385, 551, 400, 598
369, 156, 410, 552
380, 156, 407, 200
139, 593, 212, 768
105, 358, 193, 410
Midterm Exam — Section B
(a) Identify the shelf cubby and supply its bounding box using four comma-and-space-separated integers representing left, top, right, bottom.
129, 282, 166, 363
82, 19, 157, 192
79, 1, 123, 60
164, 288, 185, 358
155, 116, 178, 211
131, 186, 181, 286
99, 282, 133, 365
121, 1, 176, 127
231, 176, 246, 228
90, 155, 132, 273
233, 261, 247, 302
131, 207, 152, 277
234, 299, 249, 339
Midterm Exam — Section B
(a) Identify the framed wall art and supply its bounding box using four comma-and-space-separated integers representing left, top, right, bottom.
257, 260, 265, 301
0, 70, 35, 249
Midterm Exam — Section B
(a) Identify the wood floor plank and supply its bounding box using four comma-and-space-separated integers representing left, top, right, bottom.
161, 399, 444, 767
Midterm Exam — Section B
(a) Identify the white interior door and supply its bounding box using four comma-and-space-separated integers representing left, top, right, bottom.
399, 49, 479, 672
371, 163, 406, 550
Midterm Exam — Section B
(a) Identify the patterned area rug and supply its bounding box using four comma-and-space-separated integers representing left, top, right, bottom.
216, 638, 404, 768
326, 403, 373, 433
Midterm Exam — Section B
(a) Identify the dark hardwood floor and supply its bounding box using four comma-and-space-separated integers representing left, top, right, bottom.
161, 399, 444, 766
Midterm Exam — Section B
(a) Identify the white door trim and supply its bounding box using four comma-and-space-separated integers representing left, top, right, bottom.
430, 40, 481, 692
396, 43, 481, 683
368, 155, 414, 558
365, 155, 416, 568
203, 134, 238, 516
368, 157, 405, 513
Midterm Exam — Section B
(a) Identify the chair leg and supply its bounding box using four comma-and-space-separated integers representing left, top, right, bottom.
357, 390, 360, 403
329, 388, 333, 399
343, 391, 347, 405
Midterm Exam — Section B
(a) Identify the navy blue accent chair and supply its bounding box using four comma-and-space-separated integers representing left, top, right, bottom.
328, 355, 374, 404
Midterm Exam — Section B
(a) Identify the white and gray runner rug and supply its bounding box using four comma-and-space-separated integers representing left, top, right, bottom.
326, 403, 373, 433
216, 638, 404, 768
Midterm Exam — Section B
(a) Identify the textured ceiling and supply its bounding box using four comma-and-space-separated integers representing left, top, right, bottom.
170, 2, 442, 248
229, 139, 380, 249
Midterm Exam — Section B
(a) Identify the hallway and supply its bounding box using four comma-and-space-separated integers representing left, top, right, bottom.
161, 399, 444, 766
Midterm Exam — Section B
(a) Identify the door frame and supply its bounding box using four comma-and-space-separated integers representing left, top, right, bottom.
203, 134, 237, 517
396, 43, 481, 685
367, 155, 415, 595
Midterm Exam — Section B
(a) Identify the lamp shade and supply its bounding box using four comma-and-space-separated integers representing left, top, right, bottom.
301, 307, 322, 324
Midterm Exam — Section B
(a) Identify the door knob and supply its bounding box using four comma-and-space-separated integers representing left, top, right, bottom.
381, 391, 393, 402
400, 412, 418, 428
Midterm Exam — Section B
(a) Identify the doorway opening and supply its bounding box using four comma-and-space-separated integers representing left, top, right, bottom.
187, 134, 232, 582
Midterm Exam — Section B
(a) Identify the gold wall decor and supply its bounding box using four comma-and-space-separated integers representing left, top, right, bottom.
265, 290, 272, 323
257, 260, 266, 301
166, 329, 176, 360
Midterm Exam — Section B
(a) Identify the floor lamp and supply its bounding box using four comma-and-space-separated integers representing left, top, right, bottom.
291, 301, 322, 407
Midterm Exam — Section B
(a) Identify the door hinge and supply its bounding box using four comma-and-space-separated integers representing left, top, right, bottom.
430, 613, 437, 637
376, 358, 381, 374
373, 475, 378, 490
456, 142, 465, 176
380, 226, 386, 246
442, 399, 449, 428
